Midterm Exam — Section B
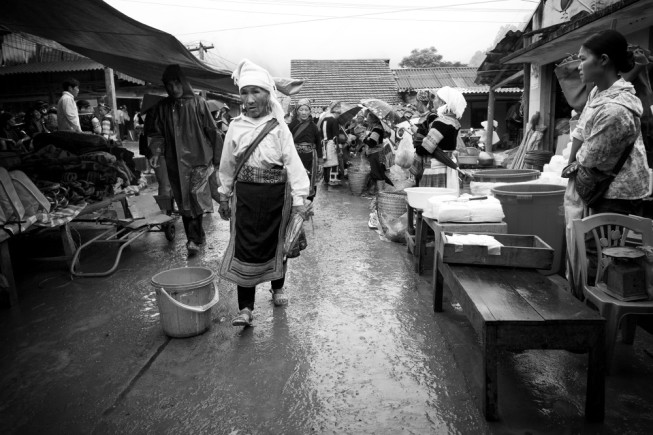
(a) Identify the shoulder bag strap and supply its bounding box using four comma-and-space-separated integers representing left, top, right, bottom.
610, 141, 635, 177
292, 121, 310, 141
233, 118, 279, 179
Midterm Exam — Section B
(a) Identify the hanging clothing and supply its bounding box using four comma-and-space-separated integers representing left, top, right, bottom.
320, 115, 340, 168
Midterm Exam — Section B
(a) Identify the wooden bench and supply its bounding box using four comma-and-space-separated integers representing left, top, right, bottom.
431, 228, 606, 422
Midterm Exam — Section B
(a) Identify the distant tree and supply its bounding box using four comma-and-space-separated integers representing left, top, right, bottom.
399, 46, 466, 68
468, 50, 486, 68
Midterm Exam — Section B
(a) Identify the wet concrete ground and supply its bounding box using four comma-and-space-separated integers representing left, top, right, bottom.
2, 181, 653, 434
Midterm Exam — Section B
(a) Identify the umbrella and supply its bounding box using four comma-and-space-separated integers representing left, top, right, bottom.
432, 147, 458, 171
338, 103, 363, 126
274, 77, 304, 96
360, 98, 395, 123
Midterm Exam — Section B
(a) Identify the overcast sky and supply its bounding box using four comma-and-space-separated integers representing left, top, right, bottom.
105, 0, 537, 77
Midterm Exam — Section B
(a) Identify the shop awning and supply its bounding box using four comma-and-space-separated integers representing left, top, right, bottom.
0, 59, 145, 85
0, 0, 238, 95
502, 0, 653, 65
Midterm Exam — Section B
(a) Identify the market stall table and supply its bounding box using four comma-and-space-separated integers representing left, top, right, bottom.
0, 193, 134, 307
413, 215, 507, 274
430, 227, 606, 422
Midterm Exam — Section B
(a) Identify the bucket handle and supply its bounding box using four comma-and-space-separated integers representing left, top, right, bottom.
158, 284, 220, 313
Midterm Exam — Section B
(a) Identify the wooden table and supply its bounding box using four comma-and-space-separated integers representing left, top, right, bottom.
431, 228, 606, 422
415, 216, 507, 274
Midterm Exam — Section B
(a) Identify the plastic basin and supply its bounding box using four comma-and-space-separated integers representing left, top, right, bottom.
474, 169, 540, 183
404, 187, 458, 210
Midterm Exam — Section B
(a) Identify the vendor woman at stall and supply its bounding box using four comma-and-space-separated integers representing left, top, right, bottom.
411, 86, 472, 188
562, 30, 651, 297
218, 59, 311, 327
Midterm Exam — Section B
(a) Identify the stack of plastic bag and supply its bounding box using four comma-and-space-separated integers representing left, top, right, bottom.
430, 198, 470, 222
428, 195, 504, 223
468, 196, 505, 222
425, 194, 458, 218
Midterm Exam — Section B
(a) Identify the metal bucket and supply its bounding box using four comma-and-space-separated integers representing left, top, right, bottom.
151, 267, 219, 338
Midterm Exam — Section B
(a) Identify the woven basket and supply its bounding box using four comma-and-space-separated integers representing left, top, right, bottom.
377, 190, 408, 219
348, 169, 370, 195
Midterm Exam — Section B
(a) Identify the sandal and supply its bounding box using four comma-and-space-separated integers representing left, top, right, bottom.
270, 288, 289, 307
231, 308, 253, 327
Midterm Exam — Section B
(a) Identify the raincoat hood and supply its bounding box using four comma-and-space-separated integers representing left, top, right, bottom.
587, 78, 643, 117
161, 64, 195, 99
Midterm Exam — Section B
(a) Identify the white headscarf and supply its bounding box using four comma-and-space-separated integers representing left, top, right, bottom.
436, 86, 467, 119
232, 59, 285, 122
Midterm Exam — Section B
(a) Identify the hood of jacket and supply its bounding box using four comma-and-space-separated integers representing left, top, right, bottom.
587, 78, 643, 117
161, 64, 195, 99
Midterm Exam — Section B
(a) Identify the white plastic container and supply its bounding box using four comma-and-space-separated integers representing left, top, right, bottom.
404, 187, 459, 210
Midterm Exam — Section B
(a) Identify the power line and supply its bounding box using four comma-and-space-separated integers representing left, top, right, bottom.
174, 0, 529, 34
112, 0, 533, 14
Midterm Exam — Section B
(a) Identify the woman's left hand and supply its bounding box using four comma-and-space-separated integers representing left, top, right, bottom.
561, 161, 579, 178
292, 200, 314, 221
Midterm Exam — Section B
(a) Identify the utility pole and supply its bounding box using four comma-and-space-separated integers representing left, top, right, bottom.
188, 42, 214, 61
188, 42, 214, 98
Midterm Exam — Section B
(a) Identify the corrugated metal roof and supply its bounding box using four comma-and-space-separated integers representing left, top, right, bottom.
0, 59, 145, 84
0, 59, 105, 74
290, 59, 399, 111
392, 67, 520, 94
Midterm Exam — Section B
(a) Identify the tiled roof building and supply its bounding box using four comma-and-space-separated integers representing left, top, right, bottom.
290, 59, 400, 113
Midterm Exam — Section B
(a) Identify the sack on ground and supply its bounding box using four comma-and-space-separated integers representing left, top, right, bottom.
378, 211, 407, 243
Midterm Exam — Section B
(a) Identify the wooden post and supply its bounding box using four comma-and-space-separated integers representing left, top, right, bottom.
104, 67, 117, 117
522, 63, 530, 132
486, 89, 496, 153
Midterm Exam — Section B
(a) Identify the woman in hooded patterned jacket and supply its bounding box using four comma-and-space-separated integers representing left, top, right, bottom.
562, 30, 652, 297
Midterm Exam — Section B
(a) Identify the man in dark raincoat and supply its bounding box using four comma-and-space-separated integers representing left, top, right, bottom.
149, 65, 223, 255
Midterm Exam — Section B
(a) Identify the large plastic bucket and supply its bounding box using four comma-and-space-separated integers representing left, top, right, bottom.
474, 169, 541, 183
151, 267, 219, 338
491, 183, 566, 275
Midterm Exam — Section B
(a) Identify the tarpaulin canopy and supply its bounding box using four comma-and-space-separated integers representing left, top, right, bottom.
0, 0, 239, 95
